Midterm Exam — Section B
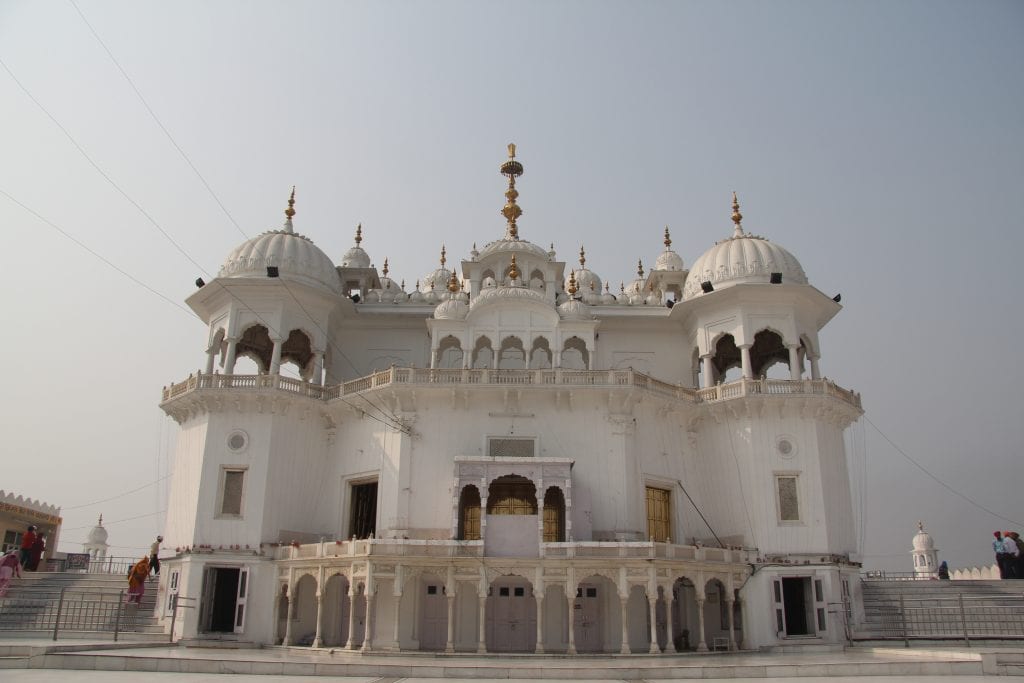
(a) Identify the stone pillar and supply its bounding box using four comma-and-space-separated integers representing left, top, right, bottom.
701, 354, 716, 388
810, 355, 821, 380
270, 337, 284, 375
345, 589, 358, 649
283, 594, 294, 646
739, 344, 753, 379
726, 597, 737, 650
361, 592, 375, 652
204, 347, 216, 374
648, 595, 660, 654
224, 336, 240, 374
445, 594, 456, 653
477, 595, 487, 653
665, 588, 677, 653
566, 590, 577, 655
312, 593, 324, 648
788, 345, 801, 380
695, 598, 708, 652
619, 595, 631, 654
392, 586, 402, 650
535, 593, 545, 654
311, 350, 324, 385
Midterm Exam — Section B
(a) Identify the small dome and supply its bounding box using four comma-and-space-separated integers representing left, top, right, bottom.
477, 237, 551, 262
566, 247, 602, 298
434, 296, 469, 320
420, 245, 452, 294
558, 298, 592, 321
220, 225, 340, 294
654, 227, 685, 272
86, 517, 108, 545
912, 522, 935, 551
339, 224, 372, 268
683, 196, 807, 300
625, 259, 647, 298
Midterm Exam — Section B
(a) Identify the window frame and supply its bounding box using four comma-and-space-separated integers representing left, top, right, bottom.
216, 466, 248, 519
774, 472, 802, 524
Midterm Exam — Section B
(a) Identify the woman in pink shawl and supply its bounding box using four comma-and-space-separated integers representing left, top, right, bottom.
0, 550, 22, 597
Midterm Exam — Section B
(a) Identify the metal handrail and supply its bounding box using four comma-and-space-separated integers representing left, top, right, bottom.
856, 592, 1024, 645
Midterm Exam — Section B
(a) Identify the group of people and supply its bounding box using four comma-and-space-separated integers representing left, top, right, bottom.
993, 531, 1024, 579
0, 524, 48, 597
125, 535, 162, 605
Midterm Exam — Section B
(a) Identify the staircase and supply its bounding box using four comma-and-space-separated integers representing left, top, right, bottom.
0, 571, 164, 638
856, 579, 1024, 642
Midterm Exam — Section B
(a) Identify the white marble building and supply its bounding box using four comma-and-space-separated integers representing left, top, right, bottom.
156, 146, 865, 653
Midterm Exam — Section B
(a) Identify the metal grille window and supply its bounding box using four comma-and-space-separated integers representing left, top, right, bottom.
488, 437, 535, 458
776, 475, 800, 522
487, 476, 538, 515
646, 486, 671, 542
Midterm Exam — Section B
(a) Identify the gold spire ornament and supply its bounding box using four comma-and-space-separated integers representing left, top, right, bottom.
508, 254, 520, 281
500, 143, 524, 240
355, 223, 363, 246
732, 192, 744, 236
579, 245, 586, 267
637, 259, 645, 278
448, 271, 460, 293
567, 270, 578, 296
664, 226, 672, 249
440, 245, 447, 267
382, 258, 389, 278
285, 187, 296, 219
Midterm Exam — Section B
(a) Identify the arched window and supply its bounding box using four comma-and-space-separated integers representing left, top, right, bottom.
437, 335, 464, 369
281, 329, 313, 378
458, 485, 481, 540
750, 329, 788, 378
498, 336, 526, 370
529, 337, 552, 369
472, 336, 494, 369
561, 337, 589, 370
713, 333, 741, 382
487, 475, 537, 515
236, 324, 273, 372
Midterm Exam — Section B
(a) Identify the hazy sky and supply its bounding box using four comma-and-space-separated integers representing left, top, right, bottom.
1, 0, 1021, 571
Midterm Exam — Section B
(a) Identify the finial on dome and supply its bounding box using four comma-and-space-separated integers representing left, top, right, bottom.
664, 226, 672, 249
637, 259, 645, 278
500, 143, 524, 240
579, 245, 587, 267
447, 271, 460, 293
282, 186, 296, 233
98, 514, 103, 526
401, 279, 406, 291
382, 258, 389, 278
567, 270, 578, 296
355, 223, 363, 246
508, 254, 520, 281
917, 520, 924, 532
439, 245, 447, 267
731, 191, 744, 237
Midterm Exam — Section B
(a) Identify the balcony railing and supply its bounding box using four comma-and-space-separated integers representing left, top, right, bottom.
271, 538, 753, 564
164, 367, 861, 410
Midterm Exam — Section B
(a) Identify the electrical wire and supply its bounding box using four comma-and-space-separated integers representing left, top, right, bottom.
864, 415, 1022, 528
62, 509, 167, 531
62, 475, 173, 510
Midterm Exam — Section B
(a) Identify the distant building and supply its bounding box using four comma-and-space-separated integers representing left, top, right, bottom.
0, 490, 62, 566
157, 147, 864, 652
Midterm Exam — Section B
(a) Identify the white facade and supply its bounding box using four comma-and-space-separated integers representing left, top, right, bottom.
156, 150, 864, 652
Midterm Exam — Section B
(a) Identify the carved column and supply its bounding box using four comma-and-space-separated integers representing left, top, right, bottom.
392, 579, 403, 650
534, 592, 545, 653
695, 597, 708, 652
788, 345, 801, 380
566, 589, 577, 655
477, 594, 487, 653
311, 350, 324, 385
739, 344, 753, 379
270, 336, 284, 375
224, 336, 240, 374
204, 345, 216, 374
619, 595, 631, 654
361, 592, 375, 652
648, 594, 660, 654
445, 593, 456, 653
810, 355, 821, 380
665, 587, 677, 653
726, 597, 737, 650
345, 587, 358, 649
701, 354, 716, 388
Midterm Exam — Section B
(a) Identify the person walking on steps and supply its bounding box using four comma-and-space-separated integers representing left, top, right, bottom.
149, 536, 163, 576
19, 526, 36, 569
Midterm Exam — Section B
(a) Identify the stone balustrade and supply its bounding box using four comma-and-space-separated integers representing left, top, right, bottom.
163, 367, 861, 410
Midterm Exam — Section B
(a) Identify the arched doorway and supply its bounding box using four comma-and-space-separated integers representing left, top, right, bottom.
573, 575, 618, 653
486, 575, 537, 652
417, 573, 448, 651
322, 573, 351, 647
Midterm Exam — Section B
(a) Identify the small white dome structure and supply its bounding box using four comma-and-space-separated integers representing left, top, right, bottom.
566, 246, 602, 302
683, 194, 807, 300
82, 514, 110, 562
420, 246, 452, 293
340, 224, 372, 268
910, 521, 939, 578
654, 227, 685, 272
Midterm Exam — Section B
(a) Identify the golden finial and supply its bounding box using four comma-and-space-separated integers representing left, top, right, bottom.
440, 245, 447, 267
447, 271, 460, 293
382, 258, 389, 278
500, 143, 524, 240
731, 191, 744, 236
605, 282, 611, 293
285, 186, 296, 219
664, 226, 672, 249
579, 245, 586, 267
567, 270, 578, 296
401, 279, 406, 290
620, 282, 626, 294
355, 223, 363, 246
508, 254, 520, 281
637, 259, 645, 278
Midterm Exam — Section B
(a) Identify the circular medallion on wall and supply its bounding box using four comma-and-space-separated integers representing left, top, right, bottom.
227, 429, 249, 453
776, 435, 797, 459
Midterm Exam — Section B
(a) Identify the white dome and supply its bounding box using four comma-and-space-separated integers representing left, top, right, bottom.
477, 237, 550, 262
565, 247, 602, 300
433, 296, 469, 320
421, 267, 451, 293
655, 250, 684, 272
912, 522, 935, 551
341, 245, 371, 268
683, 233, 807, 300
219, 224, 340, 294
86, 519, 108, 545
558, 298, 592, 321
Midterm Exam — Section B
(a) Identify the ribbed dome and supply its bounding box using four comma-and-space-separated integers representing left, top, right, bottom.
654, 228, 684, 272
341, 245, 371, 268
912, 522, 935, 551
683, 234, 807, 300
558, 298, 592, 321
220, 223, 340, 294
477, 237, 551, 262
433, 296, 469, 320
